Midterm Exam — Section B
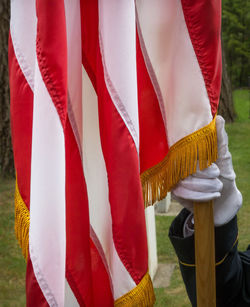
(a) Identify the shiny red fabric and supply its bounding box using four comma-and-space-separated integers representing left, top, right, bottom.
65, 117, 113, 307
181, 0, 222, 115
80, 0, 148, 284
26, 257, 49, 307
9, 35, 33, 210
136, 31, 169, 174
36, 0, 68, 127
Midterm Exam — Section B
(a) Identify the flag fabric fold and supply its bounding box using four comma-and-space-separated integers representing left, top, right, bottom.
9, 0, 221, 306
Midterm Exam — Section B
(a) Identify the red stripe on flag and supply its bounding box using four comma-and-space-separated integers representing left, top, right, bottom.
26, 257, 49, 307
81, 1, 98, 91
136, 31, 169, 174
80, 1, 148, 284
36, 0, 68, 127
181, 0, 222, 115
90, 239, 114, 306
96, 55, 148, 283
9, 35, 33, 210
65, 116, 114, 306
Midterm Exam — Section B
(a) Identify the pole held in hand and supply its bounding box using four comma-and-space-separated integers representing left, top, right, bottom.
194, 200, 216, 307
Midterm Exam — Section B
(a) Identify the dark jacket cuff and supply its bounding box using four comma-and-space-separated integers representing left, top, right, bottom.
169, 208, 238, 265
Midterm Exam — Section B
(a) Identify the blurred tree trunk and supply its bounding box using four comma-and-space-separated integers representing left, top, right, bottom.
218, 43, 236, 123
0, 0, 14, 176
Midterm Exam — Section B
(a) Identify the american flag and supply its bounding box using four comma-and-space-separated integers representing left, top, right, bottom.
9, 0, 221, 306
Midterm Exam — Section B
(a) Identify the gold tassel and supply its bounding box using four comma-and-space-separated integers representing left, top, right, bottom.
115, 272, 155, 307
141, 116, 217, 207
15, 180, 30, 260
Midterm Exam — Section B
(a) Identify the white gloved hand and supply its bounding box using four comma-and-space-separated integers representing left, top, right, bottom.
172, 115, 242, 226
213, 115, 242, 225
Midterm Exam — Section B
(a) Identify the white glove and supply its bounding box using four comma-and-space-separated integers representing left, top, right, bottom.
172, 115, 242, 226
213, 115, 242, 225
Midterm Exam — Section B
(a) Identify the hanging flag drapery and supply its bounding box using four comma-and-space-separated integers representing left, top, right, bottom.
9, 0, 221, 306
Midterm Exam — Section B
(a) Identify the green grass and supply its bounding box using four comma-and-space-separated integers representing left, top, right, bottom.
233, 89, 250, 123
227, 89, 250, 252
226, 120, 250, 251
156, 216, 178, 264
154, 266, 191, 307
0, 177, 26, 307
0, 89, 249, 306
155, 215, 192, 306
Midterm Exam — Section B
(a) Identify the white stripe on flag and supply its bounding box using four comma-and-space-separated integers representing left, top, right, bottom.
65, 280, 80, 307
64, 0, 83, 150
10, 0, 37, 91
82, 67, 136, 300
136, 0, 212, 146
98, 0, 140, 153
29, 59, 66, 307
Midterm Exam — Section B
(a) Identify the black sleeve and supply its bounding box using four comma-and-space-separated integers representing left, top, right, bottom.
169, 208, 250, 307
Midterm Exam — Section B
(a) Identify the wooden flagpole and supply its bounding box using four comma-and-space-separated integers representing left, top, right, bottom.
194, 200, 216, 307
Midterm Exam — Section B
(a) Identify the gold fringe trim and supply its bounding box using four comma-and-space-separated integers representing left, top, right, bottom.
115, 272, 155, 307
15, 180, 30, 260
141, 116, 217, 207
